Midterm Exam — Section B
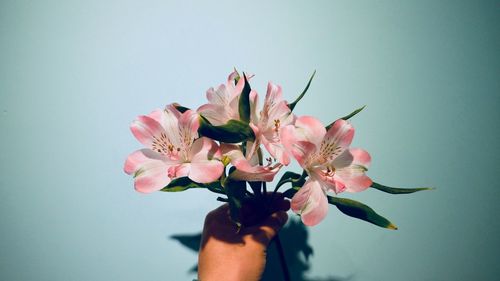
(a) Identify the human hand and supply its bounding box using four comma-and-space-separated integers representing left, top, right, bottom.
198, 196, 290, 281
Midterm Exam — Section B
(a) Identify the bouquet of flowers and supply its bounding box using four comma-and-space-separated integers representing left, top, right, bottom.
124, 70, 430, 277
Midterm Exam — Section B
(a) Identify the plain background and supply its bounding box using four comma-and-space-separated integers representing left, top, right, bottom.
1, 1, 499, 280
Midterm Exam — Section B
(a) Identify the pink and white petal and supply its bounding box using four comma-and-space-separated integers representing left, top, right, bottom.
321, 119, 354, 160
206, 84, 230, 105
280, 125, 316, 167
334, 173, 371, 193
263, 139, 290, 166
245, 140, 260, 163
167, 163, 190, 179
124, 149, 173, 193
332, 178, 347, 194
295, 116, 326, 144
178, 110, 200, 148
228, 93, 241, 120
145, 109, 164, 124
222, 144, 281, 182
271, 102, 293, 126
250, 90, 259, 124
334, 148, 372, 193
230, 163, 281, 182
308, 167, 337, 191
197, 104, 230, 126
124, 149, 169, 175
349, 148, 371, 168
331, 149, 354, 169
265, 82, 284, 108
130, 115, 165, 148
291, 179, 329, 226
188, 160, 224, 183
189, 138, 222, 162
165, 104, 182, 119
161, 107, 182, 148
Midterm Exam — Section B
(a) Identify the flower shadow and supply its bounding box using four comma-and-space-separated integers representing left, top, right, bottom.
170, 217, 352, 281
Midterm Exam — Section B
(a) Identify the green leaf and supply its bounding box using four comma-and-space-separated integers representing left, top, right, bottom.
277, 171, 301, 186
371, 182, 434, 194
326, 105, 366, 130
276, 171, 306, 189
160, 177, 206, 192
225, 179, 247, 229
327, 196, 397, 230
172, 103, 190, 113
198, 116, 255, 143
283, 186, 300, 199
160, 177, 223, 193
288, 70, 316, 111
238, 73, 252, 123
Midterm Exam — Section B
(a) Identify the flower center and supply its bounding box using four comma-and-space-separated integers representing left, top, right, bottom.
152, 132, 180, 159
273, 119, 281, 132
321, 165, 336, 179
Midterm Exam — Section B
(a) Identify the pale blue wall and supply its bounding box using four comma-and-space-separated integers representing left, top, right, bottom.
1, 1, 499, 280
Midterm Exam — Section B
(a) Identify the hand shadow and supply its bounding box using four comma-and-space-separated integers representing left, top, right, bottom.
170, 217, 353, 281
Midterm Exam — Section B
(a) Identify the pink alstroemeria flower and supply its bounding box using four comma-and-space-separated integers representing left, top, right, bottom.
249, 82, 295, 165
221, 143, 282, 182
124, 105, 224, 193
281, 117, 372, 226
197, 70, 256, 126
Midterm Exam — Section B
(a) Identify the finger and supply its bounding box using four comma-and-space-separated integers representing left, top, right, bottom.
268, 197, 291, 213
253, 211, 288, 245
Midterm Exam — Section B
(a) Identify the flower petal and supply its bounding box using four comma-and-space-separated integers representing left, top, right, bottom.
189, 138, 222, 162
295, 116, 326, 145
222, 144, 281, 182
333, 148, 372, 193
320, 119, 354, 161
291, 179, 329, 226
130, 115, 165, 148
124, 149, 173, 193
281, 125, 317, 167
189, 160, 224, 183
178, 110, 200, 150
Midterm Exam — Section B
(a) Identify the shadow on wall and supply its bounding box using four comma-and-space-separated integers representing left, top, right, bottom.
170, 217, 353, 281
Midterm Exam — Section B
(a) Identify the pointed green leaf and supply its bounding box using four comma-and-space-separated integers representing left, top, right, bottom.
160, 177, 223, 193
328, 196, 397, 230
371, 182, 434, 194
238, 73, 251, 123
172, 103, 190, 113
160, 177, 205, 192
340, 105, 366, 121
198, 116, 255, 143
288, 70, 316, 111
326, 105, 366, 130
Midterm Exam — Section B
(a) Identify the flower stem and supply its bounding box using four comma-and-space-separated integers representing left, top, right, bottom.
274, 234, 291, 281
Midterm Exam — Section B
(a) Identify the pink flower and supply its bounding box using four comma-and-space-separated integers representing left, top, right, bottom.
197, 70, 257, 126
221, 143, 282, 182
249, 82, 295, 165
124, 105, 224, 193
281, 117, 372, 226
